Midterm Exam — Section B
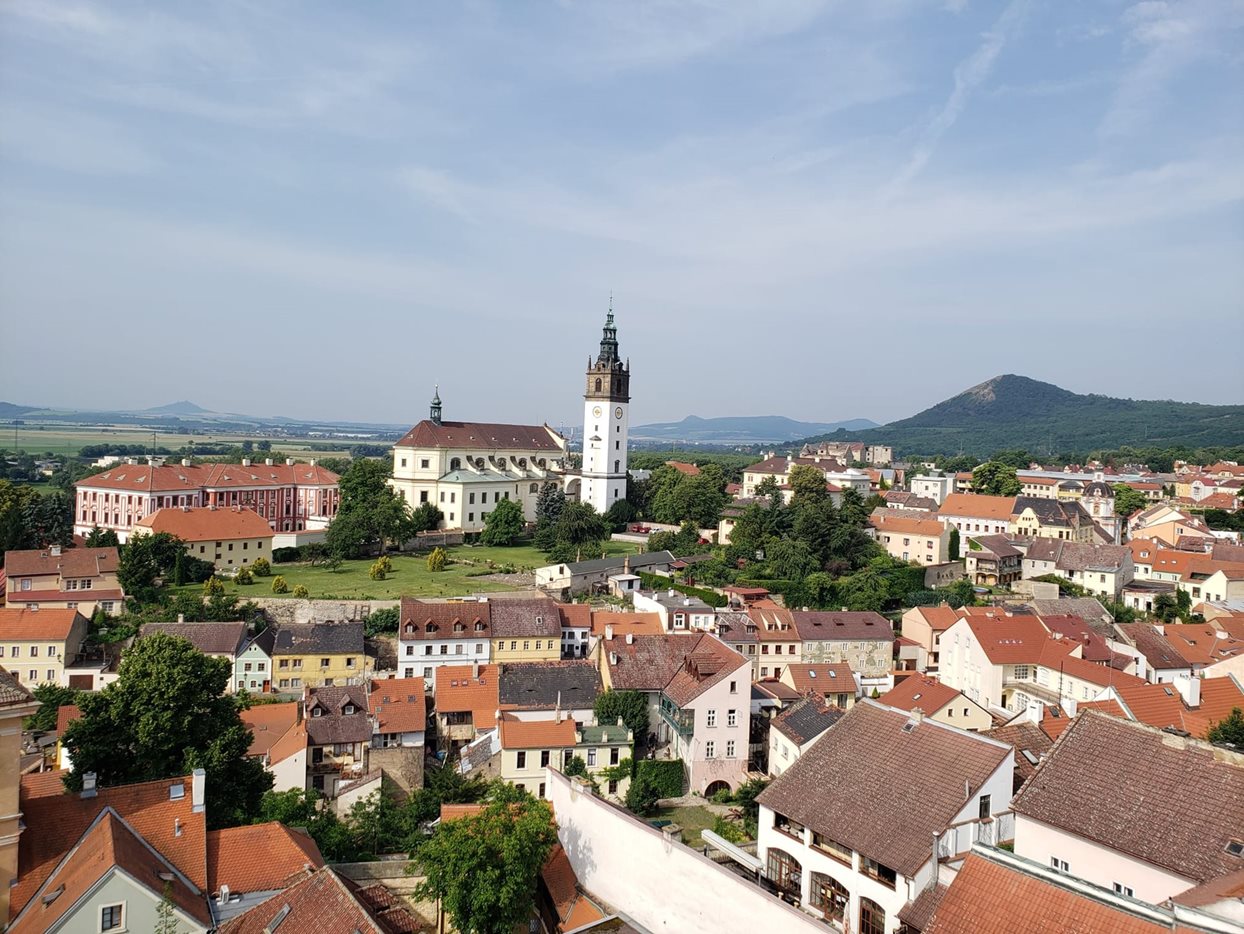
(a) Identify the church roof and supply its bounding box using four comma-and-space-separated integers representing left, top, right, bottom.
395, 420, 565, 452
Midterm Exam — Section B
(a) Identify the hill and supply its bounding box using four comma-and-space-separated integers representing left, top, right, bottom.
797, 375, 1244, 457
143, 400, 210, 415
632, 414, 877, 444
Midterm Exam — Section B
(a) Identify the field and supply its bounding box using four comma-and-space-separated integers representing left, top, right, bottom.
176, 540, 639, 601
3, 423, 358, 460
649, 805, 723, 846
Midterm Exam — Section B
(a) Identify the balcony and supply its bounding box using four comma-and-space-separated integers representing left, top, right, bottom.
659, 695, 694, 739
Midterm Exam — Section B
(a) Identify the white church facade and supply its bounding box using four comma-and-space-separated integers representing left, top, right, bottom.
388, 311, 631, 531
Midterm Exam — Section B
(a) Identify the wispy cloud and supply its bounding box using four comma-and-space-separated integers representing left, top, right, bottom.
886, 0, 1029, 195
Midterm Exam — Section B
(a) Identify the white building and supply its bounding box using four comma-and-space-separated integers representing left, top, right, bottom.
397, 597, 492, 682
909, 473, 956, 506
633, 588, 717, 632
580, 309, 631, 514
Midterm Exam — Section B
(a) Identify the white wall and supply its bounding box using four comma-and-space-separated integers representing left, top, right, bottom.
546, 770, 825, 933
269, 746, 306, 793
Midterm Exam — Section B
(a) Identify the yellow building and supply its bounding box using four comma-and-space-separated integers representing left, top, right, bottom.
0, 608, 89, 689
271, 622, 367, 690
497, 715, 633, 802
0, 668, 38, 920
489, 597, 563, 663
1009, 496, 1093, 543
131, 505, 275, 571
3, 545, 125, 616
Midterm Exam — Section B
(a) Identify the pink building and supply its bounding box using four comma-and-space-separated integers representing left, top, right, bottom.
74, 458, 340, 541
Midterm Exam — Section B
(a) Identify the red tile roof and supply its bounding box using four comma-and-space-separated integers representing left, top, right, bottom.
908, 604, 962, 632
662, 636, 749, 707
879, 675, 964, 715
56, 703, 82, 735
588, 610, 662, 638
135, 506, 274, 541
3, 546, 119, 578
395, 419, 564, 451
239, 702, 301, 758
499, 713, 577, 750
542, 843, 605, 931
400, 597, 491, 640
434, 664, 500, 726
782, 662, 855, 696
870, 514, 947, 537
961, 615, 1056, 665
217, 865, 414, 933
0, 607, 85, 641
368, 677, 427, 735
207, 821, 324, 895
939, 493, 1018, 521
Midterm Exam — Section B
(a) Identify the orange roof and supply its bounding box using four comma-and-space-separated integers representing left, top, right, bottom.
870, 514, 946, 537
1185, 676, 1244, 739
368, 677, 427, 734
207, 822, 324, 895
434, 664, 500, 725
4, 546, 118, 579
589, 610, 663, 638
135, 506, 274, 542
666, 461, 701, 476
239, 702, 301, 758
542, 843, 605, 931
267, 718, 307, 766
1112, 682, 1188, 729
9, 810, 210, 933
939, 493, 1017, 521
557, 603, 591, 630
909, 604, 961, 632
962, 615, 1054, 664
498, 713, 576, 749
13, 772, 207, 920
439, 803, 486, 821
77, 462, 338, 493
1160, 624, 1244, 666
783, 662, 855, 696
56, 703, 82, 734
1077, 698, 1129, 719
0, 607, 84, 641
880, 675, 963, 714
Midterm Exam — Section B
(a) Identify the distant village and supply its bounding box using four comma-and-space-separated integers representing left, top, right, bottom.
0, 313, 1241, 934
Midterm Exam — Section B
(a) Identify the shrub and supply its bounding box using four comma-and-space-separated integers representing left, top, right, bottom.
272, 547, 302, 564
377, 554, 393, 573
625, 774, 661, 816
364, 607, 399, 637
634, 759, 684, 798
427, 548, 447, 572
292, 584, 309, 598
202, 576, 225, 597
271, 575, 290, 594
234, 566, 253, 585
711, 815, 746, 844
369, 561, 387, 581
251, 557, 271, 577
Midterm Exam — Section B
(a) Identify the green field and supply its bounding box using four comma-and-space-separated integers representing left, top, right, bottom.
649, 805, 724, 846
176, 540, 639, 601
3, 424, 358, 460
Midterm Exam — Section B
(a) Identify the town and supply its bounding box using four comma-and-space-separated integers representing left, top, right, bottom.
0, 311, 1241, 934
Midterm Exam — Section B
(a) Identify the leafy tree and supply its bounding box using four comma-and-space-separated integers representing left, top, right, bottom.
203, 576, 226, 596
765, 537, 817, 580
62, 632, 273, 828
410, 501, 443, 534
325, 458, 413, 558
788, 464, 828, 504
564, 756, 588, 779
603, 498, 639, 531
427, 547, 447, 572
24, 683, 80, 732
84, 526, 120, 548
948, 527, 960, 561
1207, 707, 1244, 747
415, 791, 558, 934
594, 690, 649, 740
624, 773, 661, 815
365, 607, 400, 637
535, 482, 566, 529
234, 566, 253, 584
480, 497, 525, 546
1112, 484, 1148, 520
972, 462, 1022, 497
647, 521, 701, 557
117, 532, 187, 603
369, 560, 387, 581
271, 575, 289, 594
550, 501, 609, 549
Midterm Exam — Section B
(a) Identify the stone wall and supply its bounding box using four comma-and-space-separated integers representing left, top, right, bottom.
246, 597, 398, 627
369, 747, 425, 798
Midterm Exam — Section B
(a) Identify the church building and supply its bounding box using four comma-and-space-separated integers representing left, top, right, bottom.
388, 311, 630, 531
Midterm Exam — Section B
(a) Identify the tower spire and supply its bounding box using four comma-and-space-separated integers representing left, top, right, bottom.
430, 385, 442, 426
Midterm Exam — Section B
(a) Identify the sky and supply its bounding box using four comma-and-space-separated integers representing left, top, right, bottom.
1, 0, 1242, 431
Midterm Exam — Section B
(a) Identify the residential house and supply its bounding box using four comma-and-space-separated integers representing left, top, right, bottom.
575, 722, 634, 800
633, 589, 717, 631
909, 474, 956, 506
767, 696, 845, 777
240, 701, 307, 792
879, 675, 993, 731
1115, 623, 1195, 682
558, 603, 591, 659
3, 545, 123, 616
72, 458, 339, 542
0, 607, 89, 689
899, 604, 961, 672
304, 685, 371, 798
398, 596, 491, 681
748, 603, 803, 681
983, 719, 1052, 793
793, 611, 894, 693
868, 511, 951, 566
131, 506, 276, 571
715, 609, 760, 674
234, 627, 276, 694
1009, 496, 1093, 543
217, 864, 418, 933
499, 659, 602, 723
963, 534, 1023, 588
1089, 674, 1244, 740
272, 622, 366, 689
1021, 539, 1134, 599
1010, 711, 1244, 905
533, 550, 677, 597
498, 714, 577, 800
937, 493, 1017, 539
205, 822, 325, 924
433, 662, 499, 753
139, 621, 249, 687
490, 597, 563, 662
882, 491, 937, 512
779, 662, 858, 708
367, 676, 427, 795
755, 701, 1014, 933
585, 609, 662, 658
0, 670, 37, 920
1018, 475, 1062, 499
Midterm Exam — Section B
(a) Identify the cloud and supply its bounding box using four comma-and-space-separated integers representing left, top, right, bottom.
886, 0, 1029, 195
0, 103, 159, 175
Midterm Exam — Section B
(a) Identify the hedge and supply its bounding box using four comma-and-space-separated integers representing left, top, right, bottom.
272, 546, 303, 564
635, 759, 685, 798
636, 573, 727, 608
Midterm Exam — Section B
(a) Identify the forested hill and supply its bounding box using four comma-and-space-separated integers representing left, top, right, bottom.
797, 375, 1244, 457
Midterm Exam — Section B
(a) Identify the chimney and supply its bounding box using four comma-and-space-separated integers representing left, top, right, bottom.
178, 613, 185, 623
81, 772, 97, 799
605, 624, 614, 641
50, 544, 62, 556
912, 707, 925, 723
265, 458, 274, 466
472, 661, 479, 679
1175, 675, 1202, 707
310, 459, 317, 467
625, 632, 634, 645
286, 458, 295, 466
218, 885, 230, 905
242, 458, 252, 467
182, 458, 191, 467
609, 651, 619, 666
191, 768, 206, 814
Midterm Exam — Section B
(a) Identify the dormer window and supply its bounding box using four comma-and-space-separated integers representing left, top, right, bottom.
311, 707, 322, 717
475, 621, 485, 631
344, 704, 356, 715
404, 623, 414, 634
426, 622, 437, 634
454, 623, 465, 633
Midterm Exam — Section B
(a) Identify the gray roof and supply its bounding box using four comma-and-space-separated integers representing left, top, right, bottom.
498, 660, 602, 710
0, 668, 34, 706
1025, 538, 1130, 573
772, 696, 845, 746
139, 621, 248, 656
1028, 597, 1112, 626
305, 685, 372, 745
967, 534, 1022, 559
488, 598, 562, 639
272, 622, 364, 656
561, 550, 675, 575
1013, 496, 1089, 528
640, 590, 713, 611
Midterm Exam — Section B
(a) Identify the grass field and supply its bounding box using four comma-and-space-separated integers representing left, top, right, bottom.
175, 540, 639, 600
649, 805, 723, 846
3, 424, 358, 460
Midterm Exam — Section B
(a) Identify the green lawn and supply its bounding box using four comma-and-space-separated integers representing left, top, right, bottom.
649, 805, 722, 846
174, 540, 639, 601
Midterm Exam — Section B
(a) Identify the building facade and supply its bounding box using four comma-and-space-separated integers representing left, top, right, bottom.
3, 545, 124, 616
580, 309, 631, 514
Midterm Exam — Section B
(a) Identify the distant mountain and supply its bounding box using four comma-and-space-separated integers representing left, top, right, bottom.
632, 414, 878, 444
797, 375, 1244, 457
143, 400, 210, 415
0, 402, 38, 419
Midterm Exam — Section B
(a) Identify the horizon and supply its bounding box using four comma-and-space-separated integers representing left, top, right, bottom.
1, 2, 1242, 425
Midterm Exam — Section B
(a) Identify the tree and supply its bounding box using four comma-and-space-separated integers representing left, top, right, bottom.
117, 532, 187, 603
410, 502, 443, 534
788, 464, 828, 505
594, 690, 649, 741
84, 526, 120, 548
948, 527, 960, 561
292, 584, 309, 598
271, 575, 289, 594
203, 575, 226, 596
416, 792, 558, 934
154, 881, 178, 934
535, 482, 566, 528
563, 756, 588, 779
480, 498, 525, 546
62, 632, 273, 828
250, 557, 271, 576
427, 547, 447, 572
24, 683, 80, 732
325, 458, 413, 558
624, 773, 661, 815
550, 501, 609, 549
1207, 707, 1244, 747
972, 462, 1022, 497
1112, 484, 1148, 520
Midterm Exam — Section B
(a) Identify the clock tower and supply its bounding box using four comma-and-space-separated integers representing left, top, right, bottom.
581, 305, 630, 513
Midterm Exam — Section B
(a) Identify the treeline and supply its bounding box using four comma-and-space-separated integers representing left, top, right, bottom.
926, 444, 1244, 475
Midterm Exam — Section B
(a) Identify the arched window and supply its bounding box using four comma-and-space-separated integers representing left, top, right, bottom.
809, 873, 847, 924
475, 621, 486, 631
859, 897, 886, 934
595, 377, 602, 392
450, 457, 461, 471
765, 848, 801, 897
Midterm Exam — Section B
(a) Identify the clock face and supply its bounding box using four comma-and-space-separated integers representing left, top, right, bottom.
592, 406, 602, 418
614, 407, 624, 419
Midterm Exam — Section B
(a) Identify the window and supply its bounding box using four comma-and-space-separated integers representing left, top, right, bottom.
861, 856, 896, 889
421, 459, 430, 469
1013, 664, 1030, 680
587, 749, 597, 766
726, 740, 735, 757
608, 779, 618, 795
100, 904, 124, 930
810, 873, 848, 924
978, 794, 991, 820
1113, 882, 1134, 897
610, 747, 619, 765
516, 751, 527, 768
729, 680, 737, 694
540, 750, 550, 767
859, 897, 886, 934
10, 647, 18, 658
320, 658, 330, 667
727, 709, 737, 727
1051, 857, 1069, 873
705, 740, 715, 758
30, 646, 38, 658
812, 832, 851, 864
539, 782, 546, 799
765, 848, 801, 896
706, 709, 716, 727
511, 641, 517, 651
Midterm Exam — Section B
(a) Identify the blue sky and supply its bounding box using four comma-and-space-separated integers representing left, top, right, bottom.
1, 0, 1241, 430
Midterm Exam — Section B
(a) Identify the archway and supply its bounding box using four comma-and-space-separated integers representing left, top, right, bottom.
705, 780, 731, 798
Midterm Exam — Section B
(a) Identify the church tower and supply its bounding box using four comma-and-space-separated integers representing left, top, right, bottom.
581, 305, 630, 513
